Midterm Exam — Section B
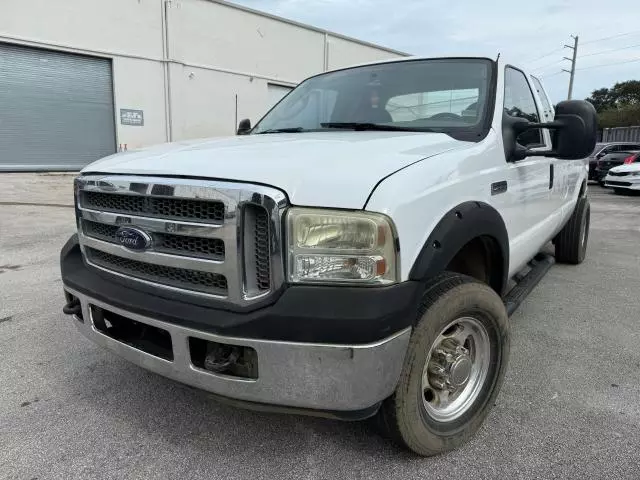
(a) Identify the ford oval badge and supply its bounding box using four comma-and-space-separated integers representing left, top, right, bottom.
115, 227, 152, 251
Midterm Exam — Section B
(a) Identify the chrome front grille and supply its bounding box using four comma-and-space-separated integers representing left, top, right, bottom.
76, 175, 286, 305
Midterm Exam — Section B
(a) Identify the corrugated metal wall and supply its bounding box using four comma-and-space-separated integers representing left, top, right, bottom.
0, 43, 116, 171
602, 126, 640, 142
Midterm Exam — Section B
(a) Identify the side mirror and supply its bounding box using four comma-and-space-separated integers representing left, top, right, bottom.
548, 100, 597, 159
237, 118, 251, 135
503, 100, 597, 161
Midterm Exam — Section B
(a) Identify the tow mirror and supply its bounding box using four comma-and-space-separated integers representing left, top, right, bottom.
504, 100, 598, 161
237, 118, 252, 135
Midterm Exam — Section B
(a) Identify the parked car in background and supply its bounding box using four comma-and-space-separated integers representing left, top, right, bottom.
588, 142, 640, 180
594, 150, 640, 186
604, 162, 640, 194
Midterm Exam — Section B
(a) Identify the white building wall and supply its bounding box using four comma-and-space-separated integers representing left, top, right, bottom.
2, 0, 407, 152
326, 35, 402, 71
169, 0, 326, 82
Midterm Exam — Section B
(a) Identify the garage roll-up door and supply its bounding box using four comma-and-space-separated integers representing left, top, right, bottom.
267, 83, 293, 111
0, 43, 116, 171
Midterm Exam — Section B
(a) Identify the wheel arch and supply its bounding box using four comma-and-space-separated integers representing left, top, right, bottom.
408, 201, 509, 296
578, 179, 587, 197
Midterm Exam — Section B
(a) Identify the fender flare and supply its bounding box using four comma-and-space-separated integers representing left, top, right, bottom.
408, 201, 510, 295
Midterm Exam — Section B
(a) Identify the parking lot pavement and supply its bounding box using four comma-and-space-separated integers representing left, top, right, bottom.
1, 178, 639, 480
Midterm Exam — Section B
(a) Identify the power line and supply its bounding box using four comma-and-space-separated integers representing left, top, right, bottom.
576, 57, 640, 71
539, 71, 565, 78
579, 42, 640, 58
581, 29, 640, 46
523, 47, 565, 64
532, 59, 564, 72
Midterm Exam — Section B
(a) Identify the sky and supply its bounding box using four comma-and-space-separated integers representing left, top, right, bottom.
232, 0, 640, 103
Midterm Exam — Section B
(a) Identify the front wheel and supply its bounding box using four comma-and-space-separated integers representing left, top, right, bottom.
379, 273, 509, 456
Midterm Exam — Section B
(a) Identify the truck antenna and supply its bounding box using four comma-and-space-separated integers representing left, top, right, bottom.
496, 52, 501, 61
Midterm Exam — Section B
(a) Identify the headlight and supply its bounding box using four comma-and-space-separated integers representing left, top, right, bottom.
629, 171, 640, 176
286, 208, 399, 285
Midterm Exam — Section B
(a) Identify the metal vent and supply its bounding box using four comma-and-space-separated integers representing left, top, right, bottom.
86, 248, 228, 295
81, 191, 225, 223
243, 204, 272, 295
254, 207, 271, 291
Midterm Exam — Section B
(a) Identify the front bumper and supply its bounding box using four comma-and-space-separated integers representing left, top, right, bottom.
61, 235, 417, 416
604, 176, 640, 190
64, 287, 410, 415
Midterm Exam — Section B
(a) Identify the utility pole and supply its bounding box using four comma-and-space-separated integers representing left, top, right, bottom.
562, 35, 579, 100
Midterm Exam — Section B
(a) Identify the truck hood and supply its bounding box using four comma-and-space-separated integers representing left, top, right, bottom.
84, 132, 470, 208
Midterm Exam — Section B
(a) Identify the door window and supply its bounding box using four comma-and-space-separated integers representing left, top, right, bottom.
530, 76, 554, 121
504, 67, 543, 147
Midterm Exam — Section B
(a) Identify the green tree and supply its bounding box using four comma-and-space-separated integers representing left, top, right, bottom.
586, 80, 640, 128
586, 87, 614, 113
610, 80, 640, 106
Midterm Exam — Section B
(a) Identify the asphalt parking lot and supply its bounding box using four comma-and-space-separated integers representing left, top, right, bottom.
1, 174, 639, 479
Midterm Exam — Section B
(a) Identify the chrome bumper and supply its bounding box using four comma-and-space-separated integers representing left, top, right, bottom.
63, 287, 411, 412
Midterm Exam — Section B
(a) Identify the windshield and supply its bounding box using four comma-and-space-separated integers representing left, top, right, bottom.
591, 143, 605, 155
252, 59, 494, 141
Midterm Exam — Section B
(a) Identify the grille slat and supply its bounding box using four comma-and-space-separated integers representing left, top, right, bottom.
86, 248, 228, 295
82, 220, 225, 260
81, 191, 225, 223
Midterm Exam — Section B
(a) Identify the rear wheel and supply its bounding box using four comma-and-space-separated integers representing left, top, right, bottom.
379, 273, 509, 456
555, 196, 590, 264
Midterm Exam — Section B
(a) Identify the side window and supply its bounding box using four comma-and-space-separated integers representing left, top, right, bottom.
504, 67, 543, 147
530, 76, 554, 122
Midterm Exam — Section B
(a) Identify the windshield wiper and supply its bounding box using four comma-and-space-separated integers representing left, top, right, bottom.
320, 122, 435, 132
256, 127, 305, 134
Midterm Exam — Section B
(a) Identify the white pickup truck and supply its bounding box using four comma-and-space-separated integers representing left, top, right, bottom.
61, 56, 596, 456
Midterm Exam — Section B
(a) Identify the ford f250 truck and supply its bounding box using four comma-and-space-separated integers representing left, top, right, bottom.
61, 56, 596, 456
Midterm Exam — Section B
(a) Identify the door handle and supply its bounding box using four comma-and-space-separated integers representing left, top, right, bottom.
549, 164, 554, 190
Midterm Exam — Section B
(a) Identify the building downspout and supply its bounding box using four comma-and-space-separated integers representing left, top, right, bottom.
323, 32, 329, 71
161, 0, 173, 142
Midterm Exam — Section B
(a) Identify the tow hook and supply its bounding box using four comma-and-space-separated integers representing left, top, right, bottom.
62, 297, 82, 316
204, 344, 241, 373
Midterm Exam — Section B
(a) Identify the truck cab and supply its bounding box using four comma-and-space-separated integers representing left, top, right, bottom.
61, 55, 596, 456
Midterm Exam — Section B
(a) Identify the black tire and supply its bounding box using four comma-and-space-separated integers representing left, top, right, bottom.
378, 273, 509, 456
613, 188, 627, 195
554, 196, 590, 264
598, 180, 606, 187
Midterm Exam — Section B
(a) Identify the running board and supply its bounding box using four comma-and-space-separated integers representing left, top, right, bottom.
503, 253, 555, 316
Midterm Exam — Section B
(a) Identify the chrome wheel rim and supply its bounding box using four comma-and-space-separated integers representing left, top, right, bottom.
422, 317, 491, 422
